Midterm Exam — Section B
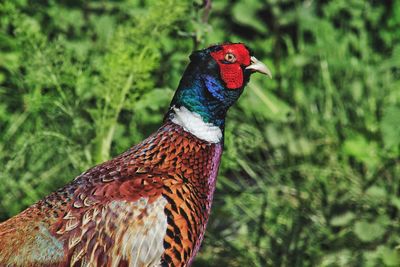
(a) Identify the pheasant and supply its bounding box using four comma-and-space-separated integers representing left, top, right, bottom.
0, 43, 271, 267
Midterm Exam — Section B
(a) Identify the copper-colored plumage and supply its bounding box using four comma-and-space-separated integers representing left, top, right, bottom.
0, 122, 221, 266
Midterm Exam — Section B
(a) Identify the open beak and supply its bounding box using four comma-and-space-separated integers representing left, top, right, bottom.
246, 56, 272, 78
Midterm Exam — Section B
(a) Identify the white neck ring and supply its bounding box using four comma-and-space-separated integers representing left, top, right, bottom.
170, 106, 222, 143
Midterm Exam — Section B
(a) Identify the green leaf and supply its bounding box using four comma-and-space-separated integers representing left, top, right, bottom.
381, 105, 400, 153
232, 0, 267, 33
364, 186, 388, 206
242, 80, 293, 122
354, 220, 386, 242
378, 246, 400, 266
331, 212, 356, 227
342, 133, 380, 169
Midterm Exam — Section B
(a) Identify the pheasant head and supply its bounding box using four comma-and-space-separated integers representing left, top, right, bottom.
167, 43, 271, 143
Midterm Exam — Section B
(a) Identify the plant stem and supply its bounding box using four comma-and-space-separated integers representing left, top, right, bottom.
94, 74, 133, 163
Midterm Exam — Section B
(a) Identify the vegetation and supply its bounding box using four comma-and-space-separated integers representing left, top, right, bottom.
0, 0, 399, 266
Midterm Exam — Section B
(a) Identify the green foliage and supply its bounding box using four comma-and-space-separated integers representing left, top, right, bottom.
0, 0, 399, 266
0, 0, 189, 217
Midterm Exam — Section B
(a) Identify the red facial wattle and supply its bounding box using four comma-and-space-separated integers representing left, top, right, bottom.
210, 44, 251, 90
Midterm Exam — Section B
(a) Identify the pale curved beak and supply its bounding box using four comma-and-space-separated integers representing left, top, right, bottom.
246, 56, 272, 78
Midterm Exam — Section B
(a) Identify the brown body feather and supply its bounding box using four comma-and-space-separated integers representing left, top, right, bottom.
0, 122, 222, 267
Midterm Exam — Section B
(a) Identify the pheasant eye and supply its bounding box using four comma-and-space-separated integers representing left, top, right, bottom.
224, 53, 236, 63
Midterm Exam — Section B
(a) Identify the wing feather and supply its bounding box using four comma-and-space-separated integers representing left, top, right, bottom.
55, 189, 168, 267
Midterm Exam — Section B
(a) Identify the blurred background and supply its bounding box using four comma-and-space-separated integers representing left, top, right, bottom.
0, 0, 399, 266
